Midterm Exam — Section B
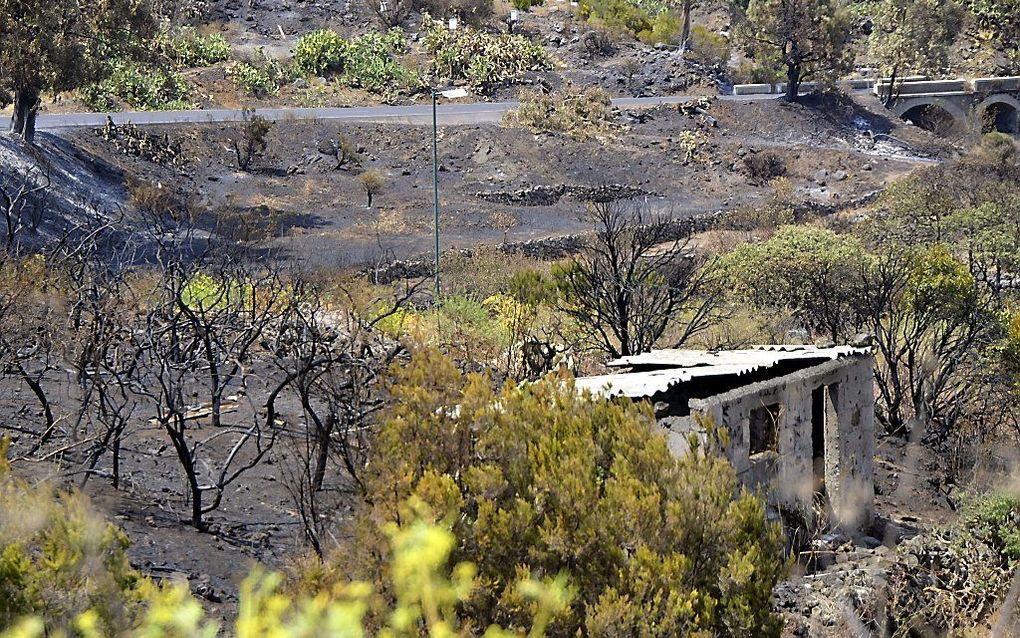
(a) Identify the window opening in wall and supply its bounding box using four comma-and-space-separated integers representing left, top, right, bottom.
811, 386, 826, 495
749, 402, 781, 456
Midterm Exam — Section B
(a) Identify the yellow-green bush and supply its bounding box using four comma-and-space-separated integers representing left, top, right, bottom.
228, 49, 289, 97
420, 14, 549, 90
688, 25, 729, 66
1, 439, 571, 637
311, 351, 787, 635
579, 0, 680, 45
292, 29, 413, 92
0, 439, 145, 636
78, 60, 192, 111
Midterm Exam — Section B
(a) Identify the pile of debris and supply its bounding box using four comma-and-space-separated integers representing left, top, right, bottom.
96, 118, 187, 168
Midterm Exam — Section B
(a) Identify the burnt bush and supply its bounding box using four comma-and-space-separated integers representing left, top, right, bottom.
582, 29, 616, 57
743, 151, 787, 180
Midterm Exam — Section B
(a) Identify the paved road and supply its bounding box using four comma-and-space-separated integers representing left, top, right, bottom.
35, 93, 791, 130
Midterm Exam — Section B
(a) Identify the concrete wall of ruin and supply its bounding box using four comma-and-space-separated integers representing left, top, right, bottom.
684, 355, 875, 534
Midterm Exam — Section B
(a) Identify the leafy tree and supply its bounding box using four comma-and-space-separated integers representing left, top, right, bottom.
721, 225, 870, 343
869, 0, 965, 106
311, 351, 787, 636
868, 134, 1020, 293
737, 0, 854, 101
0, 0, 157, 143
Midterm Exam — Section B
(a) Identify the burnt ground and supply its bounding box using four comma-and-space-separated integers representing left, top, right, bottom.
0, 94, 965, 630
44, 93, 947, 269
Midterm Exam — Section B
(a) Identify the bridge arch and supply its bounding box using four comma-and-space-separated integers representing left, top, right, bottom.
893, 97, 968, 133
977, 94, 1020, 134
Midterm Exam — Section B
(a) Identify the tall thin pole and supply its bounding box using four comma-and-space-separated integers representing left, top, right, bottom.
432, 90, 441, 298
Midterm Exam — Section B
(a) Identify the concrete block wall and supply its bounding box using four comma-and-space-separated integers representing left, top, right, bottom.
687, 356, 875, 535
972, 77, 1020, 92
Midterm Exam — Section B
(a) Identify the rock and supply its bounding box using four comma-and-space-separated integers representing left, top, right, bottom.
292, 77, 309, 89
832, 169, 848, 182
813, 169, 829, 185
857, 535, 883, 549
851, 332, 875, 347
821, 531, 850, 547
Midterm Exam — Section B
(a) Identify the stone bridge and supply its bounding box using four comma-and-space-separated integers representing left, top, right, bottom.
732, 76, 1020, 135
878, 77, 1020, 134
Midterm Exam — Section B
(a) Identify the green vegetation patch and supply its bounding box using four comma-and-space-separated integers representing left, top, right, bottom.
292, 28, 414, 92
578, 0, 681, 45
228, 49, 290, 98
157, 27, 231, 68
304, 351, 787, 634
78, 59, 192, 111
420, 14, 549, 90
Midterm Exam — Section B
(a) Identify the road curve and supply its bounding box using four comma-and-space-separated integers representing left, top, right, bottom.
35, 93, 791, 130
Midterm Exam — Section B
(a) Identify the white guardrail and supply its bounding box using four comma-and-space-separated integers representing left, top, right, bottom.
732, 76, 1020, 97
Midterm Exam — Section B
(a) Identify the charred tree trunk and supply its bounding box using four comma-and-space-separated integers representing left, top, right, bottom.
883, 66, 899, 109
785, 64, 801, 102
11, 89, 40, 144
680, 0, 693, 53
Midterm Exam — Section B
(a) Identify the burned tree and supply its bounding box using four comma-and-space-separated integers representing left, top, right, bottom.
233, 109, 273, 171
0, 165, 50, 250
554, 200, 720, 358
272, 279, 414, 557
134, 233, 287, 530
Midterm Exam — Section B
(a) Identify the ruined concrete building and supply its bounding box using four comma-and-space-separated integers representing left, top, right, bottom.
576, 345, 875, 534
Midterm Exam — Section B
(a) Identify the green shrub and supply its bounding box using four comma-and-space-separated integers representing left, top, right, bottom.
720, 226, 870, 342
1, 432, 571, 637
228, 49, 288, 97
579, 0, 679, 44
311, 351, 786, 635
158, 27, 231, 67
688, 24, 729, 66
79, 60, 192, 110
293, 29, 351, 76
292, 28, 413, 92
637, 11, 682, 44
579, 0, 653, 39
420, 14, 549, 90
342, 29, 414, 90
511, 0, 543, 10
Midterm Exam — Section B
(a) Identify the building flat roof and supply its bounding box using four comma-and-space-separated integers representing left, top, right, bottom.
577, 345, 867, 398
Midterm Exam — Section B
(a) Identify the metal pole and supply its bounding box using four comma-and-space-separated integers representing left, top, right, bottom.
432, 90, 440, 299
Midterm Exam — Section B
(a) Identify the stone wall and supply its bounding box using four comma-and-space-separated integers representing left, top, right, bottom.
685, 355, 875, 535
474, 184, 653, 206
